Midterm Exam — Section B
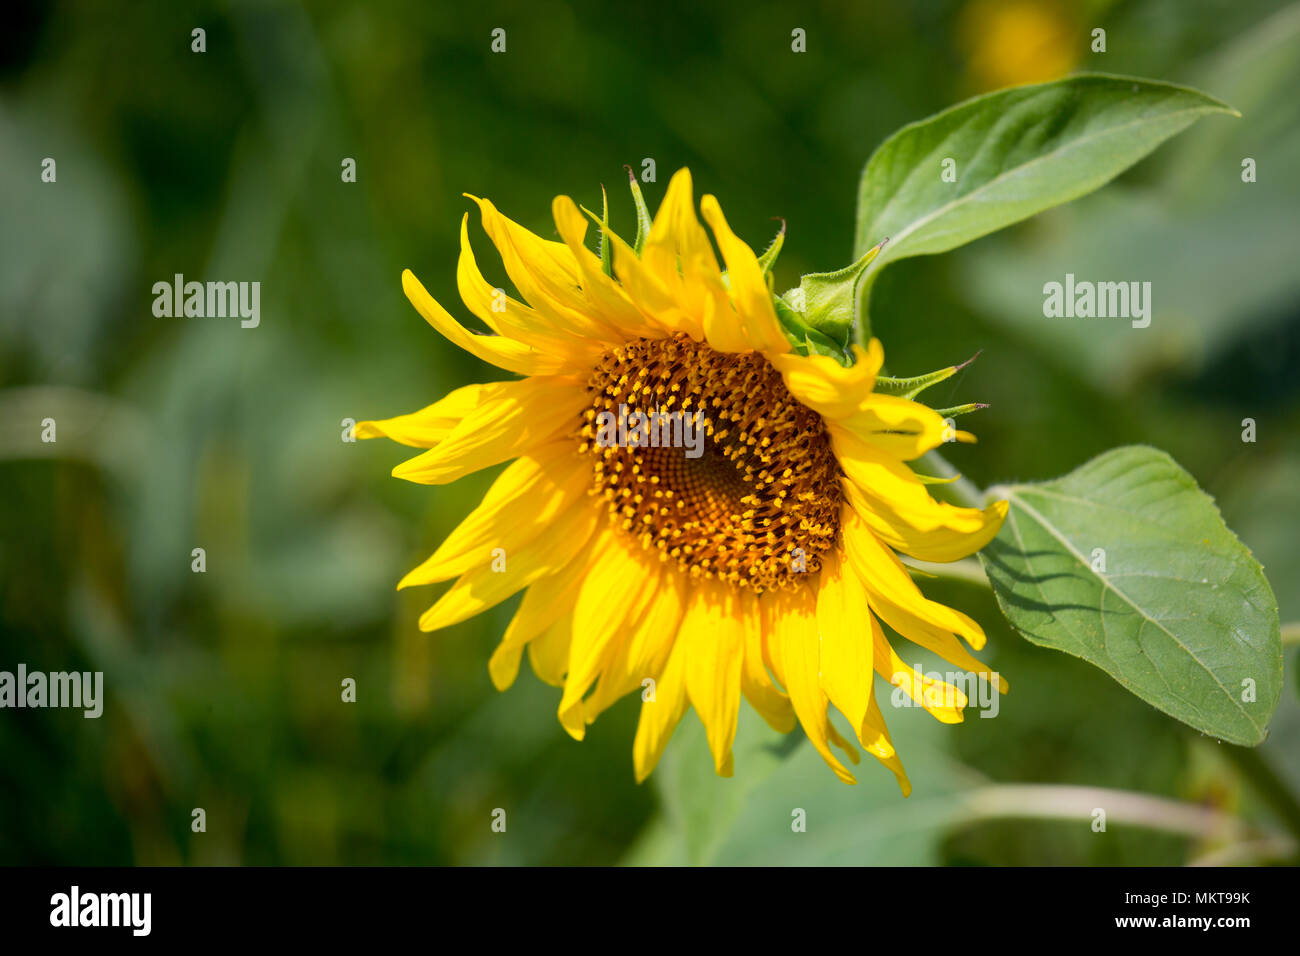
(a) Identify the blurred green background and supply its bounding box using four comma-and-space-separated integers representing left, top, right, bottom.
1, 0, 1297, 865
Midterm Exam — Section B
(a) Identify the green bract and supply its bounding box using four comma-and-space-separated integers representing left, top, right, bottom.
773, 240, 886, 362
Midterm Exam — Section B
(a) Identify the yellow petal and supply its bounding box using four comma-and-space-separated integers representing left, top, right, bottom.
836, 431, 1007, 560
699, 193, 791, 355
392, 377, 584, 485
632, 630, 691, 783
700, 288, 751, 354
604, 218, 703, 340
399, 442, 588, 587
756, 590, 788, 691
551, 195, 654, 340
768, 339, 884, 421
738, 589, 794, 733
642, 169, 726, 328
354, 382, 489, 448
557, 531, 658, 739
528, 613, 573, 687
841, 502, 990, 652
417, 498, 599, 632
872, 622, 967, 723
815, 549, 873, 734
401, 268, 570, 376
837, 394, 973, 460
826, 722, 862, 768
455, 215, 605, 364
871, 595, 1008, 695
584, 563, 687, 721
486, 643, 524, 692
860, 677, 912, 796
468, 195, 626, 345
682, 579, 744, 776
769, 588, 858, 784
489, 547, 592, 691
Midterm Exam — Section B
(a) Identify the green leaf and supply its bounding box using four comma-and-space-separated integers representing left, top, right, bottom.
853, 74, 1237, 313
627, 703, 979, 865
980, 446, 1282, 746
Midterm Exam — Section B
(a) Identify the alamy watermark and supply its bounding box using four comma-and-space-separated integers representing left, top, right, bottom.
50, 886, 150, 936
890, 666, 1001, 718
595, 404, 704, 458
0, 664, 103, 718
152, 273, 260, 328
1042, 273, 1151, 328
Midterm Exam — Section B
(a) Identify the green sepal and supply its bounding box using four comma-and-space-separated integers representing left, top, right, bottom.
757, 221, 785, 279
913, 472, 961, 485
598, 185, 613, 277
794, 238, 887, 354
931, 402, 988, 418
874, 352, 980, 401
579, 196, 617, 279
625, 165, 653, 255
904, 564, 940, 580
773, 294, 851, 364
768, 238, 888, 366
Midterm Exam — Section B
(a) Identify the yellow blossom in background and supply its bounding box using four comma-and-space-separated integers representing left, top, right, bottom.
959, 0, 1080, 92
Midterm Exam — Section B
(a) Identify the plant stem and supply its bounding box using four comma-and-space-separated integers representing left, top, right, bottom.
1188, 835, 1298, 866
950, 784, 1250, 838
946, 784, 1298, 864
1221, 744, 1300, 857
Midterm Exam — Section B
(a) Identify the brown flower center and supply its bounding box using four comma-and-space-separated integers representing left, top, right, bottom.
579, 334, 842, 592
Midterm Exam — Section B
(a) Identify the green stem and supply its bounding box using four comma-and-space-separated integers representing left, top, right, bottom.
1222, 744, 1300, 858
949, 783, 1262, 842
1188, 835, 1298, 866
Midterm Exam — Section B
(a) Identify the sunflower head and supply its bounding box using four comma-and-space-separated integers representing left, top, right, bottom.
582, 332, 844, 591
358, 168, 1008, 792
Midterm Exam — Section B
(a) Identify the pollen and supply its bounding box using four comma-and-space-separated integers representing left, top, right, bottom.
580, 334, 843, 592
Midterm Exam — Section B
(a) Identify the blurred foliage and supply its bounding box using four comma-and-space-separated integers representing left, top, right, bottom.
1, 0, 1296, 865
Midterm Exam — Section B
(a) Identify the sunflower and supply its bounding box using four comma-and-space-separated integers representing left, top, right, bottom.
358, 169, 1008, 792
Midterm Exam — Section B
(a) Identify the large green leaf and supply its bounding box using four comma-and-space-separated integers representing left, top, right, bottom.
979, 446, 1282, 746
852, 74, 1236, 312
